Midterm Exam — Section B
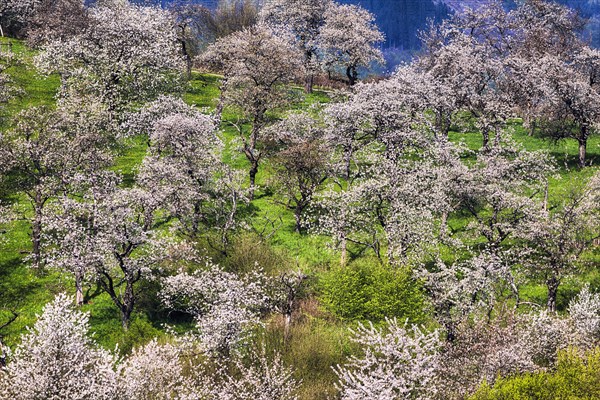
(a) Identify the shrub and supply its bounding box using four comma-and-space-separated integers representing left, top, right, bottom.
319, 259, 427, 323
224, 232, 289, 275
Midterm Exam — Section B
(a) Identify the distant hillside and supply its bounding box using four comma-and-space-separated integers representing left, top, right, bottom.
338, 0, 451, 50
117, 0, 600, 50
344, 0, 600, 50
437, 0, 600, 46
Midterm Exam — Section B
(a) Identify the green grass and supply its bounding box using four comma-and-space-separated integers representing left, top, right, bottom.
183, 72, 221, 110
1, 38, 59, 118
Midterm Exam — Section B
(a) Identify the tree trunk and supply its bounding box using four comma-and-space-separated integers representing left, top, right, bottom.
340, 236, 347, 267
303, 48, 315, 94
283, 312, 292, 346
481, 126, 490, 150
249, 160, 258, 201
546, 275, 560, 312
31, 195, 44, 270
179, 38, 192, 79
98, 266, 137, 330
346, 66, 358, 86
75, 268, 84, 306
294, 206, 302, 233
493, 126, 502, 147
214, 78, 227, 127
435, 112, 450, 139
120, 281, 135, 330
304, 74, 314, 94
445, 320, 456, 343
440, 211, 448, 239
344, 146, 352, 180
528, 117, 536, 137
246, 119, 262, 201
578, 134, 587, 169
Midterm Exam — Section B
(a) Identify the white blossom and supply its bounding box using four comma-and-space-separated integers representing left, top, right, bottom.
319, 3, 384, 85
35, 0, 184, 115
119, 339, 196, 400
569, 285, 600, 348
209, 346, 300, 400
334, 318, 441, 400
161, 263, 268, 356
0, 294, 120, 400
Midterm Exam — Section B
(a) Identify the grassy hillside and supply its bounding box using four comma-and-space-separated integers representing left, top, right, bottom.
1, 37, 600, 399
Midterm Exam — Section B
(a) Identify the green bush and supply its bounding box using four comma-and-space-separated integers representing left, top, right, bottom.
221, 232, 290, 275
470, 348, 600, 400
319, 259, 427, 323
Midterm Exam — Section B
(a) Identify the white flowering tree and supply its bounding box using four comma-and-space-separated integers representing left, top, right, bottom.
119, 339, 197, 399
391, 64, 459, 139
315, 73, 473, 265
0, 0, 37, 37
0, 53, 21, 110
24, 0, 89, 47
43, 174, 196, 326
512, 0, 583, 60
135, 102, 248, 254
500, 1, 580, 137
457, 140, 554, 249
416, 251, 514, 342
200, 24, 301, 198
0, 294, 120, 400
124, 95, 200, 137
260, 0, 331, 93
201, 345, 300, 400
35, 0, 183, 115
438, 309, 569, 398
315, 153, 452, 265
420, 33, 511, 149
161, 262, 268, 356
319, 3, 384, 86
334, 318, 441, 400
528, 49, 600, 168
265, 112, 330, 232
169, 1, 211, 78
0, 308, 17, 368
0, 105, 112, 269
569, 285, 600, 349
515, 172, 600, 312
485, 1, 594, 166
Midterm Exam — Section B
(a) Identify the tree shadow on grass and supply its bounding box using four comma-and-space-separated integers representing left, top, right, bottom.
548, 150, 600, 170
